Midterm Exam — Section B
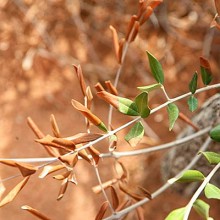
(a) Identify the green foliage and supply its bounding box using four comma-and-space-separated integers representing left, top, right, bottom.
187, 95, 198, 112
189, 72, 198, 94
134, 92, 151, 118
205, 183, 220, 200
118, 97, 139, 116
200, 151, 220, 165
146, 51, 164, 84
193, 199, 210, 220
165, 207, 186, 220
209, 124, 220, 142
167, 103, 179, 131
124, 122, 144, 147
137, 83, 162, 93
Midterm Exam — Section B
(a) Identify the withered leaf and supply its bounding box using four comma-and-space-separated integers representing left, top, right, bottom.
105, 80, 118, 96
53, 171, 71, 180
95, 201, 109, 220
66, 133, 102, 145
149, 0, 163, 10
78, 149, 92, 164
139, 6, 153, 25
137, 186, 152, 200
116, 199, 131, 212
68, 172, 77, 185
39, 164, 65, 178
58, 152, 78, 167
15, 162, 38, 177
50, 114, 61, 138
126, 15, 138, 40
87, 146, 100, 165
129, 21, 140, 42
94, 82, 105, 92
115, 161, 128, 181
110, 185, 119, 210
92, 179, 118, 194
0, 159, 17, 167
21, 205, 51, 220
0, 176, 30, 207
57, 178, 68, 200
109, 25, 120, 63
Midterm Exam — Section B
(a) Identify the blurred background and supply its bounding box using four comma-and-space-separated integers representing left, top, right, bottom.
1, 0, 220, 219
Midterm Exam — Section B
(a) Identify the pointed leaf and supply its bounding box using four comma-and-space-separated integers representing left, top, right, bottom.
137, 83, 162, 93
147, 51, 164, 84
110, 186, 119, 210
134, 92, 151, 118
57, 178, 68, 200
200, 151, 220, 164
189, 72, 198, 94
187, 95, 198, 112
118, 97, 139, 116
15, 162, 38, 177
167, 103, 179, 131
21, 205, 51, 220
125, 122, 144, 147
200, 57, 212, 85
165, 207, 186, 220
168, 170, 205, 184
0, 176, 30, 207
209, 124, 220, 142
205, 183, 220, 200
50, 114, 61, 138
66, 133, 103, 145
87, 146, 100, 165
95, 201, 109, 220
58, 152, 78, 167
193, 199, 210, 219
39, 165, 65, 178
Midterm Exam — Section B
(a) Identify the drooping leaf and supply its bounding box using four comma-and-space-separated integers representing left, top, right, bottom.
38, 165, 65, 179
50, 114, 61, 138
87, 146, 100, 165
187, 95, 198, 112
200, 151, 220, 164
125, 122, 144, 147
209, 124, 220, 142
66, 133, 103, 145
21, 205, 51, 220
95, 201, 109, 220
189, 72, 198, 94
193, 199, 210, 220
205, 183, 220, 200
168, 170, 205, 184
165, 207, 186, 220
110, 186, 119, 210
147, 51, 164, 84
134, 92, 151, 118
57, 178, 68, 200
137, 83, 162, 93
53, 171, 71, 181
0, 176, 30, 207
167, 103, 179, 131
200, 57, 212, 85
15, 162, 38, 177
58, 152, 78, 167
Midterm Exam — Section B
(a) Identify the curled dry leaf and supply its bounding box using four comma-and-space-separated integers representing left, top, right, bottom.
53, 171, 71, 180
68, 172, 78, 185
73, 64, 87, 96
78, 148, 92, 164
58, 152, 78, 167
85, 86, 93, 110
139, 6, 153, 25
97, 91, 119, 109
66, 133, 103, 145
118, 38, 125, 64
0, 159, 17, 167
95, 201, 109, 220
21, 205, 51, 220
105, 80, 118, 96
149, 0, 163, 10
92, 178, 118, 194
15, 162, 38, 177
94, 82, 105, 92
129, 21, 140, 42
115, 161, 128, 182
110, 185, 119, 210
39, 164, 65, 178
57, 178, 68, 200
137, 186, 152, 200
109, 25, 120, 63
0, 176, 30, 207
87, 146, 100, 165
50, 114, 61, 138
126, 15, 138, 41
116, 199, 131, 212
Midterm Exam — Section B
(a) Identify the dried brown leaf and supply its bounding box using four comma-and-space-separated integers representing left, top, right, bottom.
95, 201, 109, 220
50, 114, 61, 138
15, 162, 38, 177
0, 176, 30, 207
21, 205, 51, 220
129, 21, 140, 42
68, 172, 77, 185
118, 38, 125, 64
87, 146, 100, 165
139, 6, 153, 25
53, 171, 71, 180
66, 133, 102, 145
179, 112, 199, 131
94, 82, 105, 92
97, 91, 119, 109
215, 0, 220, 14
0, 159, 17, 167
39, 164, 65, 178
0, 178, 6, 200
137, 186, 152, 200
58, 152, 78, 167
149, 0, 163, 10
57, 178, 68, 200
73, 64, 87, 96
110, 186, 119, 210
85, 86, 93, 109
109, 25, 119, 63
78, 149, 92, 164
126, 15, 138, 41
105, 80, 118, 96
92, 179, 118, 194
115, 161, 128, 181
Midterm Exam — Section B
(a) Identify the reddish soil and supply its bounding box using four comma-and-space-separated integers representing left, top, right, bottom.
1, 0, 220, 219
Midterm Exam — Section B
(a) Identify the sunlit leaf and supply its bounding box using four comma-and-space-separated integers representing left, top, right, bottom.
168, 170, 204, 184
187, 95, 198, 112
21, 205, 51, 220
147, 51, 164, 84
57, 178, 68, 200
39, 165, 65, 178
15, 162, 38, 177
165, 207, 186, 220
209, 124, 220, 142
53, 171, 71, 181
189, 72, 198, 94
200, 151, 220, 164
95, 201, 109, 220
118, 97, 139, 116
193, 199, 210, 219
58, 152, 78, 167
0, 176, 30, 207
134, 92, 151, 118
137, 83, 162, 93
200, 57, 212, 85
167, 103, 179, 131
205, 183, 220, 200
125, 122, 144, 147
50, 114, 61, 138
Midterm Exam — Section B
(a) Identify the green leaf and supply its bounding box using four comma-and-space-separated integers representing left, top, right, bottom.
98, 122, 108, 133
137, 83, 162, 93
200, 57, 212, 86
168, 170, 205, 184
189, 72, 198, 94
193, 199, 210, 220
200, 151, 220, 164
146, 51, 164, 84
167, 103, 179, 131
187, 95, 198, 112
165, 207, 186, 220
125, 122, 144, 147
134, 92, 151, 118
205, 183, 220, 200
118, 97, 139, 116
209, 124, 220, 142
